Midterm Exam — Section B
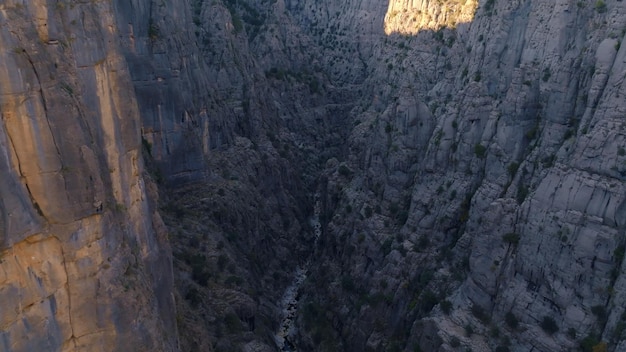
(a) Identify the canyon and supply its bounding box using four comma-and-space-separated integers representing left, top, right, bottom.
1, 0, 626, 351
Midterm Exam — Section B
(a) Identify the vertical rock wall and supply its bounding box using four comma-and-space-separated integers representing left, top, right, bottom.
0, 0, 176, 350
280, 0, 626, 351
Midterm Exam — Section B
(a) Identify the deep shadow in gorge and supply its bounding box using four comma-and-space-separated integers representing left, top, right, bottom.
138, 0, 497, 351
138, 0, 483, 349
271, 2, 485, 350
119, 0, 625, 351
269, 1, 626, 352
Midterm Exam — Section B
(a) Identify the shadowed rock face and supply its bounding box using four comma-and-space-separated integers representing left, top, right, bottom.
3, 0, 626, 351
0, 0, 175, 350
274, 0, 626, 351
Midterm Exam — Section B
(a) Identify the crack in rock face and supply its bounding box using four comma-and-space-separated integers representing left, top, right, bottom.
275, 193, 322, 351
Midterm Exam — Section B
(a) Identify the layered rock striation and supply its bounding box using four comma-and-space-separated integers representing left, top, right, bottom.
0, 0, 176, 350
285, 0, 626, 351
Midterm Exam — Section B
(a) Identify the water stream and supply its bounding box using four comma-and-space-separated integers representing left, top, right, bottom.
274, 193, 322, 351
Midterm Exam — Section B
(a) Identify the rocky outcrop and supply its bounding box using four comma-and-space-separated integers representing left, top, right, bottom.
2, 0, 337, 348
281, 0, 626, 351
0, 1, 176, 350
105, 0, 345, 350
384, 0, 479, 34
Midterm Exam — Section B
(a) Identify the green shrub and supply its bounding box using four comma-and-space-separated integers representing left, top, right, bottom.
474, 143, 487, 158
341, 275, 356, 292
338, 164, 352, 177
505, 311, 519, 329
419, 290, 439, 312
224, 312, 242, 333
524, 124, 539, 139
595, 0, 607, 13
580, 333, 600, 352
418, 237, 430, 249
564, 129, 574, 140
192, 266, 210, 286
381, 238, 393, 256
614, 320, 626, 340
231, 13, 243, 33
308, 79, 320, 93
615, 244, 626, 263
185, 287, 202, 307
567, 327, 577, 339
591, 305, 607, 322
397, 209, 409, 225
225, 275, 243, 287
484, 0, 496, 13
471, 305, 491, 324
389, 202, 399, 215
441, 300, 452, 315
148, 20, 159, 40
507, 162, 519, 176
540, 316, 558, 335
516, 185, 529, 204
542, 68, 551, 82
141, 136, 152, 155
502, 233, 520, 245
592, 342, 608, 352
217, 254, 229, 271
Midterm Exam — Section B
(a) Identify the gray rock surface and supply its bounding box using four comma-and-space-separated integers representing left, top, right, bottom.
0, 0, 176, 350
3, 0, 626, 351
279, 0, 626, 351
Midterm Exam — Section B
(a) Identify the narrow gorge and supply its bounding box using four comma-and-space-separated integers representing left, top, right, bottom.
1, 0, 626, 351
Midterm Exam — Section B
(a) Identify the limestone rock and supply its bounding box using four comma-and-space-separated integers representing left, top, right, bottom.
0, 1, 176, 350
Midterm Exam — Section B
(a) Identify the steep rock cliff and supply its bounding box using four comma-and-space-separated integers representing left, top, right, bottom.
106, 0, 344, 350
0, 0, 176, 350
283, 0, 626, 351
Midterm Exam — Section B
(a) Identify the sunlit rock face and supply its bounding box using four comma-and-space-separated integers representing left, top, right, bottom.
384, 0, 478, 34
0, 0, 176, 350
